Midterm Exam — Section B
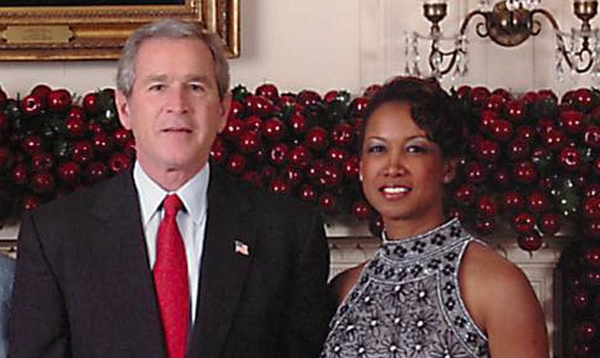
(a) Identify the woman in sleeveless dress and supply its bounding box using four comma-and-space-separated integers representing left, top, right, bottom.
320, 76, 549, 358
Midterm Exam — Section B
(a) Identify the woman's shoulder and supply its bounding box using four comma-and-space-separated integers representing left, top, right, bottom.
459, 240, 548, 353
461, 240, 530, 291
328, 262, 367, 306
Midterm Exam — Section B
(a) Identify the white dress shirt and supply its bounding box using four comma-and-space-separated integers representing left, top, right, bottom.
133, 161, 209, 326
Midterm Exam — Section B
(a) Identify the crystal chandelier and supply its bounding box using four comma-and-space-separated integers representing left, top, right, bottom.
405, 0, 599, 80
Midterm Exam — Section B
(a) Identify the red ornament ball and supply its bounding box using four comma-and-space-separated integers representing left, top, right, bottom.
474, 216, 496, 235
558, 147, 582, 171
586, 220, 600, 239
583, 197, 600, 220
58, 161, 80, 184
527, 191, 551, 213
538, 213, 561, 235
571, 290, 591, 310
222, 118, 244, 141
237, 130, 262, 153
268, 142, 289, 167
584, 270, 600, 287
464, 161, 488, 184
262, 117, 286, 142
92, 132, 114, 154
342, 156, 360, 181
21, 95, 44, 116
331, 123, 354, 148
489, 119, 513, 142
318, 162, 343, 188
22, 195, 39, 211
507, 138, 530, 161
47, 89, 72, 113
82, 93, 98, 116
453, 184, 476, 206
299, 184, 318, 203
477, 195, 498, 217
351, 200, 371, 221
476, 140, 501, 162
243, 115, 262, 132
287, 145, 312, 170
502, 190, 525, 212
583, 246, 600, 269
305, 126, 329, 152
517, 231, 543, 251
228, 100, 244, 120
513, 212, 536, 233
71, 141, 94, 165
349, 96, 369, 118
30, 153, 54, 173
504, 99, 526, 123
21, 135, 43, 155
84, 161, 108, 183
282, 166, 302, 187
112, 128, 132, 147
584, 125, 600, 149
288, 113, 308, 136
108, 153, 131, 174
512, 161, 537, 184
318, 192, 337, 212
11, 163, 28, 186
225, 153, 247, 175
244, 95, 276, 118
31, 171, 55, 194
210, 137, 228, 165
255, 83, 279, 102
560, 110, 585, 134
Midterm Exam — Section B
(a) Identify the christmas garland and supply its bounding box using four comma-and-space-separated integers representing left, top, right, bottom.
0, 82, 599, 355
1, 83, 600, 246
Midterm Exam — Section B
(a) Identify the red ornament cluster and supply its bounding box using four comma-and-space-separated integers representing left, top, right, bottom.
0, 84, 134, 217
448, 86, 600, 250
211, 84, 374, 221
561, 243, 600, 357
0, 82, 599, 247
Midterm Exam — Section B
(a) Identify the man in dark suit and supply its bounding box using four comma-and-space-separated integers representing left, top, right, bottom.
9, 19, 330, 358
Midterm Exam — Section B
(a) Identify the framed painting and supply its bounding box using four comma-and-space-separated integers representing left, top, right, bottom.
0, 0, 239, 61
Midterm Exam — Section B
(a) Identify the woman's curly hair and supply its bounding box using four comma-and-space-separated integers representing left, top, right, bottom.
360, 76, 465, 159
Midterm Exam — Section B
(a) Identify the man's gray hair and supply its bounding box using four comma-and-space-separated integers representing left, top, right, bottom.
116, 18, 230, 98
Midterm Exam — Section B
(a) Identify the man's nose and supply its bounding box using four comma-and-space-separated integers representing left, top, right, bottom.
166, 86, 190, 113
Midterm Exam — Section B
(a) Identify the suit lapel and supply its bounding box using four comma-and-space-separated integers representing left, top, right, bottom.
87, 170, 166, 358
188, 167, 256, 358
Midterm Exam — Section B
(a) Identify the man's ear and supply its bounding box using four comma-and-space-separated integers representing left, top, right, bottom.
217, 92, 232, 133
115, 90, 131, 130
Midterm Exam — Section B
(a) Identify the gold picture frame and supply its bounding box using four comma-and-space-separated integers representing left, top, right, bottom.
0, 0, 239, 61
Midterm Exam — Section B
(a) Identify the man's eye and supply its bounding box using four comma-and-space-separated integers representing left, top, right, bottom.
190, 83, 206, 92
149, 84, 165, 92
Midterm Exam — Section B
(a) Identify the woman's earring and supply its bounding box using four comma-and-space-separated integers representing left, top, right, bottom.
443, 176, 452, 184
359, 173, 363, 182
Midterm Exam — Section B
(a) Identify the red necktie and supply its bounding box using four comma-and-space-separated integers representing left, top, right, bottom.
154, 194, 189, 358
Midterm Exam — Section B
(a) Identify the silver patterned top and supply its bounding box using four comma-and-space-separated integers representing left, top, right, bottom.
320, 219, 489, 358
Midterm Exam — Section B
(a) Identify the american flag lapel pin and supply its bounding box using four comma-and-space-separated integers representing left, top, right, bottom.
234, 240, 250, 256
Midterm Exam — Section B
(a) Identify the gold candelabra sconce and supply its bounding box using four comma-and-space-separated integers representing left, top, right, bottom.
405, 0, 599, 79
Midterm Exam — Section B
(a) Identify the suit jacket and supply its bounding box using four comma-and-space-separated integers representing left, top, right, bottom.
0, 254, 14, 358
9, 166, 330, 358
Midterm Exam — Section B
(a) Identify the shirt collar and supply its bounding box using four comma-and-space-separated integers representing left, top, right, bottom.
133, 161, 210, 227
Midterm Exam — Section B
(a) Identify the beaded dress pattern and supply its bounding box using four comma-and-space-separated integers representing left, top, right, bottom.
321, 219, 489, 358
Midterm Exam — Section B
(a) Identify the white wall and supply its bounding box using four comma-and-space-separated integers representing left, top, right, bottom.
0, 0, 596, 98
362, 0, 599, 93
